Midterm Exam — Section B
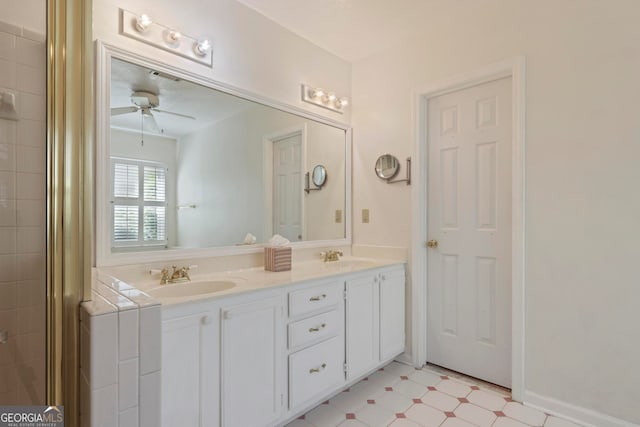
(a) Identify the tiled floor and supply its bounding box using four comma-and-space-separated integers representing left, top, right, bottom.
287, 362, 582, 427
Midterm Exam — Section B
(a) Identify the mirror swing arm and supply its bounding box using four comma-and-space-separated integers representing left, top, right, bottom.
305, 164, 327, 194
304, 172, 321, 194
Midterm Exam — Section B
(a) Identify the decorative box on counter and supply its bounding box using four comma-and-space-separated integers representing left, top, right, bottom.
264, 246, 292, 272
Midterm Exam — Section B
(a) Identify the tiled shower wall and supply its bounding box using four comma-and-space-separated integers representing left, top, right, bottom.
0, 20, 46, 405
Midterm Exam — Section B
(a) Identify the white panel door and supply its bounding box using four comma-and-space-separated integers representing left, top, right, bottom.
221, 297, 285, 427
427, 77, 512, 387
273, 134, 303, 241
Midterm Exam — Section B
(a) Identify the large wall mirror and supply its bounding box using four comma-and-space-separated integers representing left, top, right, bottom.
96, 43, 350, 266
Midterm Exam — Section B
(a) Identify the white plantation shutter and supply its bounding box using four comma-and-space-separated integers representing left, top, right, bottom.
111, 158, 168, 248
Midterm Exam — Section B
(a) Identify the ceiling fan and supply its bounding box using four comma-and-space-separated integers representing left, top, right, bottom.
111, 91, 196, 133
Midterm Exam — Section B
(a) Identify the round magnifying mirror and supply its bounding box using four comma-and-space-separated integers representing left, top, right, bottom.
375, 154, 400, 180
312, 165, 327, 188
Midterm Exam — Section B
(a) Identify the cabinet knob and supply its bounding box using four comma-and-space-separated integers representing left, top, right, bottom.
380, 274, 387, 281
223, 310, 233, 320
201, 315, 211, 325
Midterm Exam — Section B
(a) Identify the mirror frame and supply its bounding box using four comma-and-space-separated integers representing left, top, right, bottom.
375, 154, 400, 180
95, 41, 352, 267
312, 165, 328, 187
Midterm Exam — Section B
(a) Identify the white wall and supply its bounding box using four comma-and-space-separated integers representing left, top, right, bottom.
176, 110, 262, 247
110, 129, 178, 247
351, 0, 640, 423
93, 0, 351, 123
176, 104, 345, 247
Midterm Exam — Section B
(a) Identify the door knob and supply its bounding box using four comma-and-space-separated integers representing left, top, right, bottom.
427, 240, 438, 248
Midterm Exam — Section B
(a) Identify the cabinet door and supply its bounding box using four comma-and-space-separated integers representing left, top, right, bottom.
379, 266, 406, 361
345, 274, 379, 381
221, 296, 285, 427
162, 311, 218, 427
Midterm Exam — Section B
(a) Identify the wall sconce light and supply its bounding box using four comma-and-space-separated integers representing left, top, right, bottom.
135, 14, 153, 32
164, 29, 182, 47
121, 9, 213, 67
301, 84, 349, 114
194, 39, 212, 57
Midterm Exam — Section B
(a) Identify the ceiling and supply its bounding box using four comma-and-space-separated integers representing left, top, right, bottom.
235, 0, 435, 62
110, 58, 250, 138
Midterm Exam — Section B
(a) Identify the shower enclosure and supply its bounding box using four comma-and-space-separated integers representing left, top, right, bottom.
0, 4, 47, 405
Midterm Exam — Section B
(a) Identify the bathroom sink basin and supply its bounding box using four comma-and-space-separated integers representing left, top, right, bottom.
147, 280, 236, 299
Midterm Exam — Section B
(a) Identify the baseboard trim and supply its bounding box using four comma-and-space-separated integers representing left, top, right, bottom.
523, 390, 639, 427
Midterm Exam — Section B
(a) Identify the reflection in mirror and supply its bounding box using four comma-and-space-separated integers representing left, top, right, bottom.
375, 154, 400, 180
107, 57, 346, 253
312, 165, 327, 187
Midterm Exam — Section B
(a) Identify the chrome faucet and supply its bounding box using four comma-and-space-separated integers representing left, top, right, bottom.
321, 250, 343, 262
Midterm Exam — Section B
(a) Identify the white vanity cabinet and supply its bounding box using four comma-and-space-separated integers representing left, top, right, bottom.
346, 264, 406, 380
220, 296, 286, 427
379, 266, 406, 360
161, 306, 219, 427
159, 261, 406, 427
345, 272, 380, 380
287, 280, 345, 411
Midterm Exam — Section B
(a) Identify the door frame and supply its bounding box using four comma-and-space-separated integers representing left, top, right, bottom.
411, 57, 526, 400
263, 123, 308, 240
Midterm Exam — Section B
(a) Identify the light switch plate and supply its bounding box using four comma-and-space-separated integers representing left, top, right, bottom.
362, 209, 370, 223
335, 210, 342, 223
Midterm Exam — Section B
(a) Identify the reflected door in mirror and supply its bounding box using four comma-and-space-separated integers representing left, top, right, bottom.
273, 132, 303, 241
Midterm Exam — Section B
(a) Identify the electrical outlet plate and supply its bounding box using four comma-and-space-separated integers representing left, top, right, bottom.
362, 209, 370, 223
335, 209, 342, 223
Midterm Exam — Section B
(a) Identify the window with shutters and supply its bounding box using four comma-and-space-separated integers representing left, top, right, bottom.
111, 158, 167, 249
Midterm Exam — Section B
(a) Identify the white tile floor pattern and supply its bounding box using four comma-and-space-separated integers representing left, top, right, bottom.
286, 362, 582, 427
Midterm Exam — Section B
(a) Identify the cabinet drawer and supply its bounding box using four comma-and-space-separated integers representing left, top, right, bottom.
288, 309, 342, 350
289, 336, 344, 409
289, 281, 343, 318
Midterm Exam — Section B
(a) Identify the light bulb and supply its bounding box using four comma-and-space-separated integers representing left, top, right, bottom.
336, 97, 349, 108
166, 30, 181, 44
310, 88, 324, 99
194, 39, 211, 57
135, 14, 153, 33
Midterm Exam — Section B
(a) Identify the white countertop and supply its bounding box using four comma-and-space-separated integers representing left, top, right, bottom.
95, 257, 405, 307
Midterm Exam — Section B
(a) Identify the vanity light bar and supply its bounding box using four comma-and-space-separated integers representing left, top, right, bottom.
301, 84, 349, 114
120, 9, 213, 67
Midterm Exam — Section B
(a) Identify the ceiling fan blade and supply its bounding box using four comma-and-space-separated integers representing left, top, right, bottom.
152, 108, 196, 120
143, 113, 161, 134
111, 106, 139, 116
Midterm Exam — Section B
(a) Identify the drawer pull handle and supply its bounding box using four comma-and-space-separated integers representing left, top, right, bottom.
308, 323, 326, 333
309, 294, 327, 302
309, 363, 327, 374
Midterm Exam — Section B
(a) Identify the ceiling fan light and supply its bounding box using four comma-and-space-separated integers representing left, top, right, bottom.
135, 14, 153, 33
